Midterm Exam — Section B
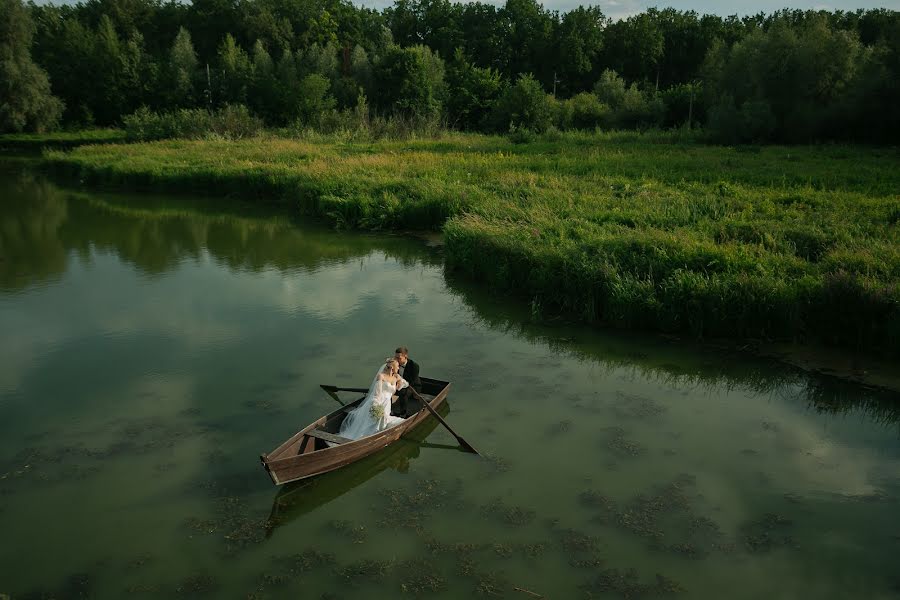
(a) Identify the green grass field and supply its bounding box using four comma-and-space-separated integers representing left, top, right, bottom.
43, 131, 900, 351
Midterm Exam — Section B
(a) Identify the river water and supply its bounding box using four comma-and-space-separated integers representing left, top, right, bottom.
1, 162, 898, 599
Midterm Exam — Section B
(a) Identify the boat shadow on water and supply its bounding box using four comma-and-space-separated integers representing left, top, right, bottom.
265, 401, 453, 537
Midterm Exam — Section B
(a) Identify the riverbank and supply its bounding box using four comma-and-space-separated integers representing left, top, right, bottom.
41, 130, 900, 353
0, 129, 125, 152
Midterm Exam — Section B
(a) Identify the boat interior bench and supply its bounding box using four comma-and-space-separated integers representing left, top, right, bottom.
298, 428, 353, 453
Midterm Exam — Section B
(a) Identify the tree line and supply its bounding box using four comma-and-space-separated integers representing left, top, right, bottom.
2, 0, 898, 143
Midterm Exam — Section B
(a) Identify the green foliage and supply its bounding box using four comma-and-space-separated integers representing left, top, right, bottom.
218, 34, 252, 106
593, 69, 627, 108
14, 1, 900, 142
247, 39, 277, 120
374, 44, 444, 118
660, 82, 704, 129
554, 6, 606, 95
445, 49, 503, 130
122, 104, 261, 141
707, 97, 776, 144
702, 15, 881, 142
294, 73, 336, 126
591, 70, 663, 129
168, 27, 199, 108
557, 92, 609, 130
0, 0, 63, 132
494, 73, 553, 133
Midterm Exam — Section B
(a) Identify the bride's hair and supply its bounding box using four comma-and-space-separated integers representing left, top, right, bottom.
382, 357, 398, 372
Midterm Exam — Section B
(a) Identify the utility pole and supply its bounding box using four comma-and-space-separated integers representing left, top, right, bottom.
552, 71, 559, 97
206, 63, 212, 110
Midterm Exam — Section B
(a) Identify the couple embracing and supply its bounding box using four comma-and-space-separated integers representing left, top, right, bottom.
338, 347, 422, 440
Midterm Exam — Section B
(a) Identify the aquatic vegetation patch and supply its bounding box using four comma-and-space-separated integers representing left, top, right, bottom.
478, 453, 512, 476
1, 418, 208, 491
457, 565, 509, 598
611, 392, 667, 419
581, 475, 730, 559
271, 550, 337, 578
603, 429, 647, 458
582, 569, 686, 598
175, 573, 218, 596
396, 559, 447, 595
378, 477, 467, 532
480, 497, 536, 526
616, 479, 691, 539
183, 496, 269, 555
544, 419, 573, 436
254, 571, 292, 591
336, 559, 393, 585
553, 526, 601, 557
740, 513, 797, 553
327, 519, 367, 544
474, 573, 508, 597
578, 490, 618, 522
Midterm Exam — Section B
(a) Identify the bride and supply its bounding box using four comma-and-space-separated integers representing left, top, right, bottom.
338, 357, 410, 440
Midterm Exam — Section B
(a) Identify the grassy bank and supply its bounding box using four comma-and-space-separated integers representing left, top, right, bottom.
42, 130, 900, 352
0, 129, 126, 152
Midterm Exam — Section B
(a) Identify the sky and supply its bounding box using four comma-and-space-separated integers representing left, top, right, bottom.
353, 0, 900, 19
32, 0, 900, 20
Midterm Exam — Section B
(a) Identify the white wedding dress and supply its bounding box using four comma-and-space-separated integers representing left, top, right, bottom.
338, 368, 409, 440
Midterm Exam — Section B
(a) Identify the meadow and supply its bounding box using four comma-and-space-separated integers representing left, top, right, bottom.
42, 131, 900, 352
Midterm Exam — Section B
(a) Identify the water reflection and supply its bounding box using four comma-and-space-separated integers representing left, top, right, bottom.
444, 271, 900, 429
0, 170, 439, 292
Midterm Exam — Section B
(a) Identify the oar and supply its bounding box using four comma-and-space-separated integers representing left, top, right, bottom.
416, 441, 467, 451
318, 384, 369, 406
409, 388, 480, 455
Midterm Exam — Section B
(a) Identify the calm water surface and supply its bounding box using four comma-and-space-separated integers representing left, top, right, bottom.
1, 163, 899, 599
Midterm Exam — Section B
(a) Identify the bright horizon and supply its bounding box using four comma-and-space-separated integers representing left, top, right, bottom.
31, 0, 900, 21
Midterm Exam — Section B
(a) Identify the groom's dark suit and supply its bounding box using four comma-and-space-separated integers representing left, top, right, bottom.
391, 358, 422, 418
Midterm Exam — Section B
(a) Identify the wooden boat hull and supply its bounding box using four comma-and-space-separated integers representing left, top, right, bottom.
260, 377, 451, 485
265, 401, 449, 536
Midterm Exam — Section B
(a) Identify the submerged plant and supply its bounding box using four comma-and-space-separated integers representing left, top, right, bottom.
337, 559, 393, 585
397, 559, 447, 595
741, 513, 797, 553
480, 498, 536, 526
328, 519, 368, 544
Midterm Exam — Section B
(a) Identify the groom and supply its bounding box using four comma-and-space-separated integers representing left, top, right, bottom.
391, 346, 422, 418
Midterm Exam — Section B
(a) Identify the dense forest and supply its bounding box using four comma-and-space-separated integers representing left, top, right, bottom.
2, 0, 899, 143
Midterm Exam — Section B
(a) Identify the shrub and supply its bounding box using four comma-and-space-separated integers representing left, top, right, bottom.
493, 74, 554, 133
123, 105, 261, 141
563, 93, 610, 130
295, 74, 336, 126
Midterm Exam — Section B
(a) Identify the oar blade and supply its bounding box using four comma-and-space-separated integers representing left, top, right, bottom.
414, 389, 480, 456
319, 384, 345, 406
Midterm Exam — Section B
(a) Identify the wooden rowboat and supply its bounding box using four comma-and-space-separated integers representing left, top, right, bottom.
265, 402, 450, 536
260, 377, 452, 485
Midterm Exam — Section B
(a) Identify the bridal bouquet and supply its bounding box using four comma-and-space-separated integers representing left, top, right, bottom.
370, 403, 385, 421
